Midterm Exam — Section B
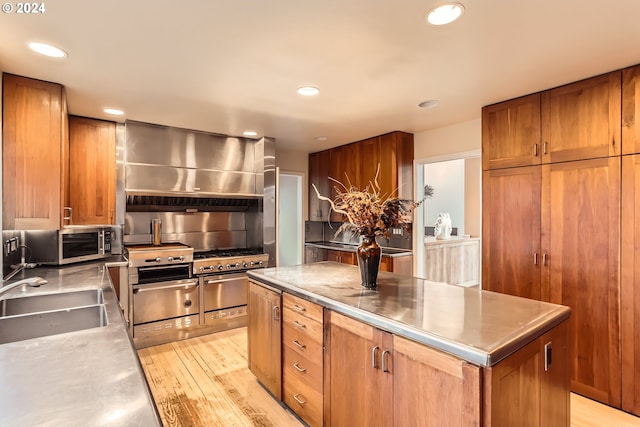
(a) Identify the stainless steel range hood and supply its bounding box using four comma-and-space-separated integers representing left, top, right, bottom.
124, 120, 263, 199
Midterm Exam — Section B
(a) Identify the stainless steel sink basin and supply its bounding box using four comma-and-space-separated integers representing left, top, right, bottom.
0, 289, 104, 317
0, 304, 108, 344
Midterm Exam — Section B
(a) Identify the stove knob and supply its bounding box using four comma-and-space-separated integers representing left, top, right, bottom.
250, 261, 256, 267
155, 257, 162, 263
234, 263, 240, 268
209, 265, 215, 271
168, 256, 174, 262
242, 262, 248, 268
258, 260, 264, 266
217, 264, 224, 271
199, 266, 205, 272
226, 264, 232, 269
179, 256, 185, 261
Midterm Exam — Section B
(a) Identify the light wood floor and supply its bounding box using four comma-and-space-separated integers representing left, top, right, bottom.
139, 327, 640, 427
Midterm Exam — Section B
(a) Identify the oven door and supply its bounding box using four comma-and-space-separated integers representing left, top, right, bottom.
132, 279, 199, 325
202, 272, 248, 312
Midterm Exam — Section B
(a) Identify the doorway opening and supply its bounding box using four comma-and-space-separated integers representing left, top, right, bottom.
277, 171, 303, 267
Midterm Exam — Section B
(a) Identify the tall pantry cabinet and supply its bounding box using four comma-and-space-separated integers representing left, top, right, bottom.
483, 68, 631, 410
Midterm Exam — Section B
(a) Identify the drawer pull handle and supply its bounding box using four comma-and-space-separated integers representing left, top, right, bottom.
293, 304, 306, 312
293, 340, 306, 349
293, 320, 306, 329
293, 394, 307, 405
293, 362, 306, 372
381, 349, 391, 373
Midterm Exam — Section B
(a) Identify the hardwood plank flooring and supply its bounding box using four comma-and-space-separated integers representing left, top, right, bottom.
139, 327, 640, 427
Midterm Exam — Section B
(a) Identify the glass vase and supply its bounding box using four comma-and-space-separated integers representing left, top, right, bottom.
357, 234, 381, 289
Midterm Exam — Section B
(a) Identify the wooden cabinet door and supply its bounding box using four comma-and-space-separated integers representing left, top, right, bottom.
484, 320, 569, 427
621, 155, 640, 416
482, 166, 541, 300
393, 335, 480, 427
247, 281, 282, 400
360, 137, 381, 192
622, 65, 640, 155
327, 250, 355, 265
482, 94, 542, 170
379, 132, 413, 199
309, 150, 330, 221
541, 158, 620, 407
68, 116, 116, 225
2, 74, 63, 230
327, 311, 392, 427
541, 72, 621, 163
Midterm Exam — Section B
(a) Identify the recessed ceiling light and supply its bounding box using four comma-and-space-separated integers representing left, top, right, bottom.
315, 136, 328, 141
418, 100, 439, 108
28, 41, 67, 58
243, 131, 258, 137
426, 3, 465, 26
104, 108, 124, 116
297, 86, 320, 96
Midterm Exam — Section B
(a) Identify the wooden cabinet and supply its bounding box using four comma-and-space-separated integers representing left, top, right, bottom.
326, 311, 394, 426
308, 131, 414, 223
482, 94, 542, 170
247, 280, 282, 400
309, 150, 331, 221
484, 320, 569, 427
282, 294, 323, 427
379, 255, 412, 276
622, 65, 640, 155
622, 154, 640, 416
327, 249, 355, 265
2, 73, 67, 230
541, 72, 621, 163
68, 116, 116, 225
541, 158, 620, 406
326, 310, 566, 427
482, 167, 541, 299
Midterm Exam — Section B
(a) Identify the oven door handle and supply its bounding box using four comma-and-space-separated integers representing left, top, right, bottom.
133, 280, 199, 293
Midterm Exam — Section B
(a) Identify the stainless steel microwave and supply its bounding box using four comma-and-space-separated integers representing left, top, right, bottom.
24, 226, 113, 265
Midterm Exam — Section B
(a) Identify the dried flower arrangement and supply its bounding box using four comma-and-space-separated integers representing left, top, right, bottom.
313, 166, 434, 238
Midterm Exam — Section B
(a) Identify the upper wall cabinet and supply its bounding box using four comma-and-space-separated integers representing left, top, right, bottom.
622, 65, 640, 155
541, 72, 621, 163
2, 74, 67, 230
482, 94, 542, 170
68, 116, 116, 225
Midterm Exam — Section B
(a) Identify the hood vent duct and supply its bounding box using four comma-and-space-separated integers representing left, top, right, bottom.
126, 195, 259, 212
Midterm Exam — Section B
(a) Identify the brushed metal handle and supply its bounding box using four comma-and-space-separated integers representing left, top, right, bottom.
293, 362, 306, 373
63, 206, 72, 221
544, 341, 552, 371
371, 345, 380, 369
293, 394, 307, 405
533, 252, 539, 265
292, 304, 306, 312
273, 305, 280, 321
542, 253, 548, 266
293, 320, 306, 329
533, 143, 538, 157
293, 340, 306, 350
381, 349, 391, 373
543, 141, 548, 154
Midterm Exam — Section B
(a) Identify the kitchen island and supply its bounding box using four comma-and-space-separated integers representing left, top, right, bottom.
0, 260, 161, 427
247, 262, 571, 427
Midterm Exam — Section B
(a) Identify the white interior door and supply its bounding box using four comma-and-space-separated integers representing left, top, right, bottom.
277, 172, 303, 267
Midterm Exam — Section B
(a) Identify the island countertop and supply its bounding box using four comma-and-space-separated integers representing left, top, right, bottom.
0, 260, 161, 427
248, 262, 571, 367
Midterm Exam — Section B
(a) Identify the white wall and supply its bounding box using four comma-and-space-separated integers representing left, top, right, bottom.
424, 159, 465, 234
414, 118, 481, 159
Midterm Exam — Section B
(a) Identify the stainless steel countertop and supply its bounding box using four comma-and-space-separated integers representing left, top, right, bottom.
0, 261, 161, 427
305, 241, 412, 257
248, 262, 571, 367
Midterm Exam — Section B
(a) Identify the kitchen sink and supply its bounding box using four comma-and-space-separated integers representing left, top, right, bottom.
0, 304, 108, 344
0, 289, 104, 317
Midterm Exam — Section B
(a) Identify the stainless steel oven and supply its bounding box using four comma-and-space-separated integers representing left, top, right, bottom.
200, 272, 248, 327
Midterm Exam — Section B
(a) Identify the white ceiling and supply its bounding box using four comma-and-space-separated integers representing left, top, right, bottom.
1, 0, 639, 153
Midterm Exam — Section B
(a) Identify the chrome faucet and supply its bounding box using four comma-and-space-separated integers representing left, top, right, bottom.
0, 277, 48, 298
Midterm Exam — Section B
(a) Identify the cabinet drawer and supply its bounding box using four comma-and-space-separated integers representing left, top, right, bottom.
283, 345, 323, 390
283, 371, 323, 427
283, 308, 324, 341
283, 322, 323, 358
283, 293, 323, 323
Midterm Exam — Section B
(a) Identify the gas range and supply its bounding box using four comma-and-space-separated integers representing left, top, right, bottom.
192, 248, 269, 275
